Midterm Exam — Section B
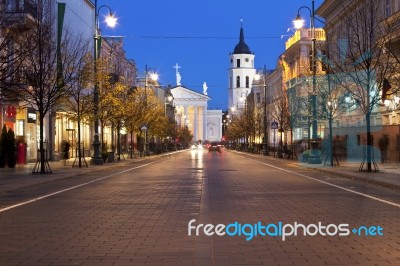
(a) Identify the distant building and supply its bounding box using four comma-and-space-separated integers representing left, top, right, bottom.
171, 85, 223, 142
281, 27, 326, 144
228, 24, 256, 113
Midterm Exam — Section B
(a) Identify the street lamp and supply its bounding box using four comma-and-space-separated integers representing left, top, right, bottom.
92, 0, 117, 165
165, 94, 174, 115
327, 99, 337, 166
230, 105, 236, 114
293, 0, 318, 149
254, 66, 269, 156
143, 65, 158, 156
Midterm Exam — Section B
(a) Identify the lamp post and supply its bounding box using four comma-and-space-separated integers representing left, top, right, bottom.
327, 100, 336, 166
143, 65, 158, 156
293, 0, 318, 149
255, 66, 269, 155
165, 94, 173, 115
92, 0, 117, 165
164, 93, 174, 151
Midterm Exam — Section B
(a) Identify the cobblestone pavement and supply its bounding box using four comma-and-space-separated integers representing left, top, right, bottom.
0, 149, 399, 265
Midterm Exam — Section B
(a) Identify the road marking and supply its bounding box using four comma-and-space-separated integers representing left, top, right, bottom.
256, 160, 400, 208
0, 162, 155, 213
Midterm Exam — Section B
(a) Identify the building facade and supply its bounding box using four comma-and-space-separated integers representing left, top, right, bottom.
317, 0, 400, 163
282, 28, 326, 145
1, 0, 138, 164
228, 24, 256, 113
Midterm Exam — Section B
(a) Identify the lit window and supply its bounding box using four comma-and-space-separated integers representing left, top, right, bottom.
16, 119, 24, 136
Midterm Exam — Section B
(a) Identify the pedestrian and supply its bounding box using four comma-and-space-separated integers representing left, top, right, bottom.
378, 135, 389, 163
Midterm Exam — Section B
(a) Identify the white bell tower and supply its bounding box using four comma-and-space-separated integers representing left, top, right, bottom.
228, 21, 255, 112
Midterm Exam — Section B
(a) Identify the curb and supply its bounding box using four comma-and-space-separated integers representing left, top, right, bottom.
0, 150, 185, 194
228, 149, 400, 191
311, 167, 400, 191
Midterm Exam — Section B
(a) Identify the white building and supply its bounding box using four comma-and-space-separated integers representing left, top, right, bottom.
171, 85, 223, 143
228, 24, 256, 112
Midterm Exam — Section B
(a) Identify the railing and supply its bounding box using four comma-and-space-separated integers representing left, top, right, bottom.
285, 28, 326, 50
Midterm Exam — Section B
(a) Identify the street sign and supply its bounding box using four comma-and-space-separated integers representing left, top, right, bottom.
271, 120, 278, 129
140, 123, 148, 131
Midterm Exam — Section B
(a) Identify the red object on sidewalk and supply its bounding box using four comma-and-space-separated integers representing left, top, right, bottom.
17, 143, 26, 164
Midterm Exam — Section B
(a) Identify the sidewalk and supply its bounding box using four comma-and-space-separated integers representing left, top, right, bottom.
251, 151, 400, 190
0, 155, 148, 194
317, 161, 400, 190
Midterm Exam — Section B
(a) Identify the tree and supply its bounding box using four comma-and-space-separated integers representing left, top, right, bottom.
124, 86, 146, 156
272, 83, 291, 156
63, 53, 94, 167
326, 0, 400, 172
7, 1, 90, 173
176, 126, 193, 148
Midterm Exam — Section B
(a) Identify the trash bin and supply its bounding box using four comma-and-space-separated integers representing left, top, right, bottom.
17, 142, 26, 164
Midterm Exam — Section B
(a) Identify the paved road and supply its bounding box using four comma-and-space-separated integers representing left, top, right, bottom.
0, 149, 399, 265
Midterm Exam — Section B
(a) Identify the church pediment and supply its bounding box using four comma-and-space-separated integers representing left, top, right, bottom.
171, 86, 211, 102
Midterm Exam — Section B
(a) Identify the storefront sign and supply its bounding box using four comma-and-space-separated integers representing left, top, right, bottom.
27, 108, 37, 123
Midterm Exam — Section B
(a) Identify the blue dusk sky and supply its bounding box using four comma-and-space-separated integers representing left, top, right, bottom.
102, 0, 324, 110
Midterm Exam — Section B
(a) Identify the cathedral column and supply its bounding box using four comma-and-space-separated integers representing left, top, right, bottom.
203, 105, 207, 141
194, 106, 198, 141
182, 105, 187, 128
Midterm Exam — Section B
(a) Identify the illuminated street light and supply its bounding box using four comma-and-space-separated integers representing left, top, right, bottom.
293, 0, 318, 148
327, 99, 337, 166
92, 0, 117, 165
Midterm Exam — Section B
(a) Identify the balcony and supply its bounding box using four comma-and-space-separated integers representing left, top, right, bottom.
1, 0, 37, 31
285, 28, 326, 50
381, 10, 400, 57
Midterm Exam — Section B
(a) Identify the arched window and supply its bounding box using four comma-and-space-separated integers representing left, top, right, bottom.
246, 76, 249, 88
236, 76, 240, 88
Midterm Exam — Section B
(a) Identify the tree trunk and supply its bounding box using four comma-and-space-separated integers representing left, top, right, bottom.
117, 122, 121, 160
329, 116, 333, 167
366, 113, 372, 172
130, 130, 134, 158
101, 122, 105, 151
48, 109, 54, 161
77, 116, 82, 168
39, 113, 46, 174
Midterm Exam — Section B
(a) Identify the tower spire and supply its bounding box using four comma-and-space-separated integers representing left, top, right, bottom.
233, 18, 251, 54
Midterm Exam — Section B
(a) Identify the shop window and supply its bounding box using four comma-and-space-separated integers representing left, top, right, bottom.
16, 119, 24, 136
